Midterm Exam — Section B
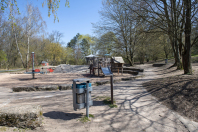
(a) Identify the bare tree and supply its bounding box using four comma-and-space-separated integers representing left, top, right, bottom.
23, 4, 46, 69
48, 30, 64, 44
95, 0, 145, 66
116, 0, 198, 74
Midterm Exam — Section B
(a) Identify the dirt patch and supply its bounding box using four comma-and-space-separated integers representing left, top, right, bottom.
143, 63, 198, 122
0, 72, 136, 89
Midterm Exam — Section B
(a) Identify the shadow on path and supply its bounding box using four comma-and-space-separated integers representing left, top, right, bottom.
43, 111, 82, 120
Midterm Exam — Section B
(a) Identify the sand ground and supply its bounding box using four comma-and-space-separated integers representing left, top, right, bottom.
0, 63, 198, 132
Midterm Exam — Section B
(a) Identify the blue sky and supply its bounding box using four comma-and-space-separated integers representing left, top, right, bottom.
15, 0, 103, 45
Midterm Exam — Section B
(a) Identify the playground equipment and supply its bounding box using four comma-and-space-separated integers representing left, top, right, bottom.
86, 54, 111, 76
111, 57, 124, 75
85, 54, 124, 76
86, 54, 115, 104
25, 52, 45, 79
101, 67, 113, 76
85, 54, 99, 75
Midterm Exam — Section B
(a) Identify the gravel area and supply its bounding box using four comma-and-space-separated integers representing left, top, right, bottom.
53, 64, 89, 73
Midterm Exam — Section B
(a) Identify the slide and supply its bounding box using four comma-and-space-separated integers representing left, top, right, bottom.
101, 67, 113, 76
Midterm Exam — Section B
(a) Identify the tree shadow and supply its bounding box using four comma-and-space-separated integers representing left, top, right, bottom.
92, 101, 105, 106
43, 111, 82, 120
19, 78, 37, 81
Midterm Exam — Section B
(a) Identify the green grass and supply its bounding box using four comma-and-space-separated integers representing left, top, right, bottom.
103, 97, 118, 108
192, 54, 198, 57
191, 55, 198, 63
79, 114, 94, 123
94, 96, 118, 108
108, 104, 118, 108
94, 96, 109, 101
13, 128, 18, 131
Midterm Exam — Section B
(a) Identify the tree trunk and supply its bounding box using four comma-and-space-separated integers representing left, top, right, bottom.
183, 0, 192, 74
126, 56, 133, 66
14, 33, 25, 68
26, 36, 29, 72
128, 59, 133, 66
175, 40, 183, 69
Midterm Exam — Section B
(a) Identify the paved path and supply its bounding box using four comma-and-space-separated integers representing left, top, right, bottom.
0, 64, 198, 132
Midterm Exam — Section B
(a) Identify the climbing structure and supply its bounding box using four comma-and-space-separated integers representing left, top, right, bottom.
86, 54, 124, 76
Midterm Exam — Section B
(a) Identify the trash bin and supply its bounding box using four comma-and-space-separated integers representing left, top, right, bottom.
72, 78, 93, 110
72, 83, 92, 104
165, 59, 168, 64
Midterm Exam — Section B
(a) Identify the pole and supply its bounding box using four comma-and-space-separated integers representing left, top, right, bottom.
32, 52, 35, 79
93, 57, 94, 75
110, 75, 113, 104
73, 81, 77, 111
86, 81, 89, 118
98, 58, 99, 77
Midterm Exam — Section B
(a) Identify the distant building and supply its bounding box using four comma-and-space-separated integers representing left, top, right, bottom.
41, 61, 48, 66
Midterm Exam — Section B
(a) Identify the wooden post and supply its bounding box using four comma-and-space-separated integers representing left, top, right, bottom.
122, 64, 123, 75
110, 75, 113, 104
111, 58, 113, 72
98, 59, 99, 77
90, 68, 91, 75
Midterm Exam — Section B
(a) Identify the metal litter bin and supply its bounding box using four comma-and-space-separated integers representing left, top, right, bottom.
72, 78, 93, 111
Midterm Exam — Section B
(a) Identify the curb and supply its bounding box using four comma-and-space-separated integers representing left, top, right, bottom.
172, 111, 198, 132
12, 75, 145, 92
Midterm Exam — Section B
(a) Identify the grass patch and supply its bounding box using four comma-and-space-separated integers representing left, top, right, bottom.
13, 128, 18, 131
103, 97, 117, 108
109, 104, 118, 108
191, 55, 198, 63
94, 96, 108, 101
79, 114, 94, 123
192, 54, 198, 57
94, 96, 118, 108
39, 111, 43, 116
0, 126, 7, 131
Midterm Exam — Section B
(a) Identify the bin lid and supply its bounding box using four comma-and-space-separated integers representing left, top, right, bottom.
72, 83, 91, 89
73, 78, 90, 82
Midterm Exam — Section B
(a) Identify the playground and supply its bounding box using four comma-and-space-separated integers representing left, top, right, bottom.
0, 54, 142, 90
0, 63, 198, 132
0, 53, 198, 131
0, 67, 135, 89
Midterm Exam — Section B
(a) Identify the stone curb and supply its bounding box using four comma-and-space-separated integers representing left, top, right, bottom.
12, 85, 59, 92
12, 75, 145, 92
35, 85, 58, 91
171, 111, 198, 132
92, 75, 145, 86
58, 84, 72, 90
0, 105, 43, 129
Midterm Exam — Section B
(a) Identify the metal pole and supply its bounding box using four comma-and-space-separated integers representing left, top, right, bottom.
86, 81, 89, 118
93, 57, 95, 75
32, 52, 35, 79
73, 81, 77, 111
98, 58, 99, 77
110, 75, 113, 104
